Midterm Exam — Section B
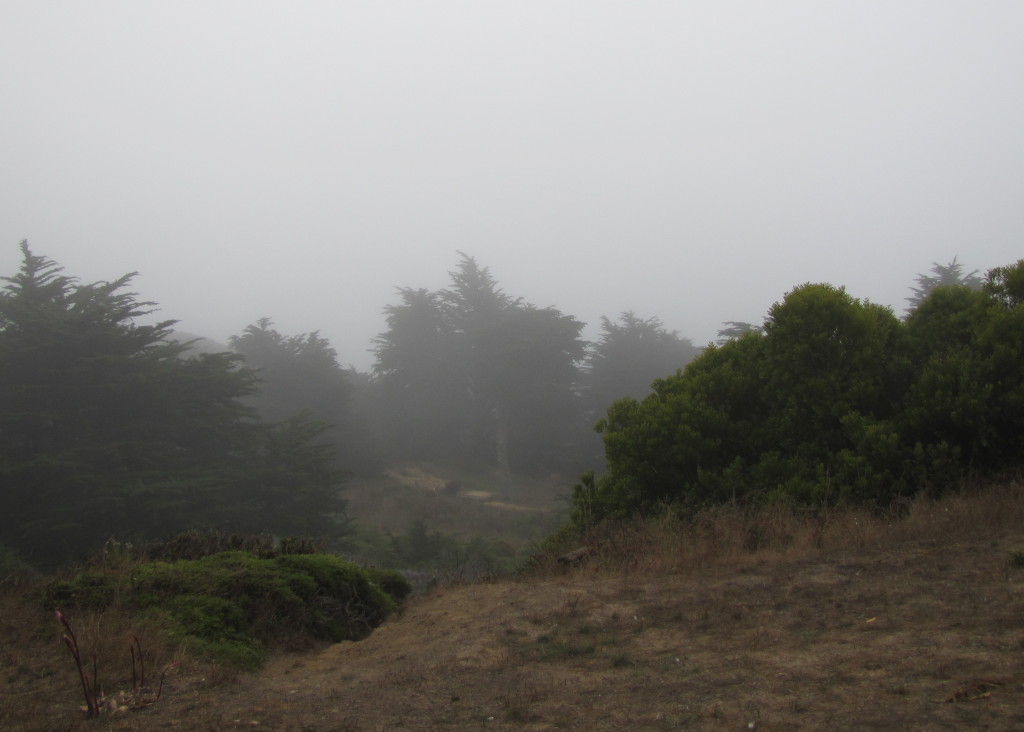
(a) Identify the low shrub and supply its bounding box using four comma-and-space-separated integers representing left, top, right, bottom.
42, 550, 403, 669
363, 567, 413, 604
142, 529, 325, 562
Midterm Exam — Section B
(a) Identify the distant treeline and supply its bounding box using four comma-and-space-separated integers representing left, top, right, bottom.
225, 253, 704, 482
1, 240, 1015, 565
0, 245, 695, 565
0, 243, 347, 566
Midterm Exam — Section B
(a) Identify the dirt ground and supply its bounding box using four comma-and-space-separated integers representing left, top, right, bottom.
11, 528, 1024, 731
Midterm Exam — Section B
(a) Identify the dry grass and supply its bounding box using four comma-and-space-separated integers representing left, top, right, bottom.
3, 481, 1024, 730
547, 479, 1024, 577
0, 590, 193, 731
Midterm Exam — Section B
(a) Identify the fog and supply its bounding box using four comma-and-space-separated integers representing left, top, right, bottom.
2, 2, 1022, 370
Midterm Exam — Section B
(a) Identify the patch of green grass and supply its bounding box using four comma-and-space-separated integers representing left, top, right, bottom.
610, 653, 634, 668
542, 639, 596, 659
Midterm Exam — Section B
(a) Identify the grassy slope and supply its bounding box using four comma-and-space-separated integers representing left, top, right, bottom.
4, 482, 1024, 731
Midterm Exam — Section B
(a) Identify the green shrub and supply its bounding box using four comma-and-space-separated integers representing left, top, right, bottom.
576, 262, 1024, 524
42, 572, 119, 610
43, 550, 401, 668
270, 553, 396, 640
143, 529, 324, 562
364, 567, 413, 603
159, 594, 262, 669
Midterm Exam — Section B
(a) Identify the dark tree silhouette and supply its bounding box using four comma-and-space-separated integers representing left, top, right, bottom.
905, 256, 982, 313
0, 243, 348, 565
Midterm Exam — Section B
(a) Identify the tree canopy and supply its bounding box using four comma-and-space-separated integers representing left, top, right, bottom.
584, 312, 701, 414
575, 260, 1024, 524
229, 318, 379, 474
230, 318, 352, 423
905, 256, 982, 312
373, 254, 587, 479
0, 243, 348, 565
715, 321, 764, 344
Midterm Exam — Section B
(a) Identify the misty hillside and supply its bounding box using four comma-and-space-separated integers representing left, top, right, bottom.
2, 242, 1022, 571
1, 243, 1022, 730
3, 484, 1024, 730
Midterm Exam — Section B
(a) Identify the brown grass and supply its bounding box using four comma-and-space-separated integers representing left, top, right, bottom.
3, 481, 1024, 730
555, 479, 1024, 577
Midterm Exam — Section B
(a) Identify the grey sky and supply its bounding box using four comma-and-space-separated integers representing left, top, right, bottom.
2, 2, 1022, 370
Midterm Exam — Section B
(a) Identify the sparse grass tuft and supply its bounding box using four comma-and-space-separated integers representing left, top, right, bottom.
609, 652, 634, 668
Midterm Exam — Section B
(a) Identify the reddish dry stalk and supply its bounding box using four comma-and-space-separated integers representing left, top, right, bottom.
154, 662, 180, 702
56, 610, 100, 717
55, 612, 177, 714
130, 635, 145, 693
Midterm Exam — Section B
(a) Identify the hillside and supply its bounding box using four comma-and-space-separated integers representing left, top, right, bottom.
4, 486, 1024, 731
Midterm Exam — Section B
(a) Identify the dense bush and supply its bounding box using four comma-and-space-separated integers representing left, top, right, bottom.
575, 260, 1024, 523
43, 550, 405, 668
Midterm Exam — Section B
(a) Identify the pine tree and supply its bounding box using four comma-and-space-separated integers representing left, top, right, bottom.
0, 243, 348, 565
905, 256, 982, 312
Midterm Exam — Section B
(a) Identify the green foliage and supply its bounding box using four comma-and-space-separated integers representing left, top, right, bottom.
373, 254, 587, 474
43, 550, 402, 669
44, 573, 119, 610
142, 529, 323, 562
230, 319, 381, 474
0, 245, 245, 560
163, 594, 261, 668
373, 287, 468, 462
715, 320, 764, 344
582, 313, 701, 459
386, 519, 459, 567
905, 256, 982, 312
984, 261, 1024, 307
363, 567, 413, 604
901, 260, 1024, 474
222, 414, 351, 539
0, 244, 350, 565
230, 319, 352, 423
576, 262, 1024, 523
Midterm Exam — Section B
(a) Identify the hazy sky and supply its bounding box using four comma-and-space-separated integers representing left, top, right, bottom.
2, 2, 1022, 370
